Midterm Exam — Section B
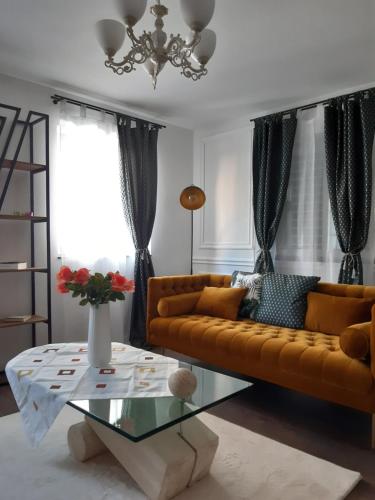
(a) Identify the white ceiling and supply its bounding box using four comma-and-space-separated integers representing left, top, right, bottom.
0, 0, 374, 129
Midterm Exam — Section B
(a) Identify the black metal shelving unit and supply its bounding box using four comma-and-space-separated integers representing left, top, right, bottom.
0, 103, 51, 386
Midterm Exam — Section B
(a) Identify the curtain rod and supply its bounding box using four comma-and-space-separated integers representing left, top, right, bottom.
250, 86, 375, 123
51, 94, 166, 129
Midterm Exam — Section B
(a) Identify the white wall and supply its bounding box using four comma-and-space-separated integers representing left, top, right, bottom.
193, 122, 256, 275
0, 73, 193, 368
153, 125, 193, 277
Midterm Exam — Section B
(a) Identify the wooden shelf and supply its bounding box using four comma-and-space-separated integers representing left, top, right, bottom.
0, 267, 48, 273
0, 103, 51, 350
1, 159, 46, 173
0, 315, 47, 329
0, 214, 47, 222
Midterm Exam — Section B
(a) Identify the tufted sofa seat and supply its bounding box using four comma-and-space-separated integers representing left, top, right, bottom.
150, 315, 372, 397
147, 274, 375, 415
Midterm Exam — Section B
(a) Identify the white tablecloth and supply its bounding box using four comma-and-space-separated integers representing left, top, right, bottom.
5, 342, 178, 447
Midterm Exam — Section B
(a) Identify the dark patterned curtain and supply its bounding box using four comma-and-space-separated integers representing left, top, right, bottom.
252, 113, 297, 273
324, 94, 375, 284
117, 116, 159, 347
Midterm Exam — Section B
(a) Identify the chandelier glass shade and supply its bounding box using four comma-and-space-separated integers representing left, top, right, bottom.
95, 0, 216, 89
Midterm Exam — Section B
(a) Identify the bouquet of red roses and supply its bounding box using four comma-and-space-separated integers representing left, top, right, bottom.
56, 266, 135, 307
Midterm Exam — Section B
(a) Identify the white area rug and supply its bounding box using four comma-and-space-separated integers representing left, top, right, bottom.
0, 406, 360, 500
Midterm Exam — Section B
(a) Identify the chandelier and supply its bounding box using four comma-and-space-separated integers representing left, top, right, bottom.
95, 0, 216, 89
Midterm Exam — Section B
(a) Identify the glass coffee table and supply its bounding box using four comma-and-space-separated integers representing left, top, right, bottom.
67, 360, 251, 500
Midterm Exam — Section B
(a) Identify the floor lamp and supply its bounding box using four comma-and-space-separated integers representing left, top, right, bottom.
180, 185, 206, 275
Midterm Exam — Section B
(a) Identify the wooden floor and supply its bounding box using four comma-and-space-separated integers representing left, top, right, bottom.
1, 367, 375, 499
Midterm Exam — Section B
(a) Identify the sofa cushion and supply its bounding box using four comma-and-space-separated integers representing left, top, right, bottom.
231, 271, 262, 318
340, 322, 371, 360
305, 292, 375, 335
254, 273, 320, 329
194, 286, 247, 321
157, 291, 202, 317
149, 315, 373, 395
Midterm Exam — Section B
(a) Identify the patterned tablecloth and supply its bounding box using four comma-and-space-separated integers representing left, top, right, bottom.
5, 342, 178, 447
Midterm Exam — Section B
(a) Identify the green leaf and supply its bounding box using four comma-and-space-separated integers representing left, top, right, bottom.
72, 290, 80, 298
79, 298, 89, 306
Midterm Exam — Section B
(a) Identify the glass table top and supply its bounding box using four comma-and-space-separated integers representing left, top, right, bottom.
68, 361, 251, 442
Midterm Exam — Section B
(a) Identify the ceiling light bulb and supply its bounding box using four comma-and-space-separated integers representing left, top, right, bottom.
95, 20, 126, 57
180, 0, 215, 32
192, 29, 216, 65
116, 0, 148, 26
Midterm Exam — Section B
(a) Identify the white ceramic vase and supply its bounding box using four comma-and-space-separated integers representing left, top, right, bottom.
88, 303, 112, 367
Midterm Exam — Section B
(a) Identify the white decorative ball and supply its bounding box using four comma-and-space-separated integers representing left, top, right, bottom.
168, 368, 197, 400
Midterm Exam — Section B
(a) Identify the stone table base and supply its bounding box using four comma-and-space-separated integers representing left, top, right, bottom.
68, 415, 219, 500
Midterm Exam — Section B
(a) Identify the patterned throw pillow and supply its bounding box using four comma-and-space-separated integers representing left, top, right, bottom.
231, 271, 263, 319
254, 273, 320, 329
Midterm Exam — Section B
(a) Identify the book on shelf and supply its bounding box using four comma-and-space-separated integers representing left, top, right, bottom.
0, 261, 27, 270
1, 315, 33, 323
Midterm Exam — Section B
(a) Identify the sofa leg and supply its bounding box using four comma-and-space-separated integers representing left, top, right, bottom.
372, 415, 375, 449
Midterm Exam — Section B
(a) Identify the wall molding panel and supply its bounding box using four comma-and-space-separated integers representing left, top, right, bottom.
193, 126, 254, 274
193, 257, 254, 267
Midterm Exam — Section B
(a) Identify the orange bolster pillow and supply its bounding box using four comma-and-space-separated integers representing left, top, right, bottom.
339, 322, 371, 360
157, 291, 202, 317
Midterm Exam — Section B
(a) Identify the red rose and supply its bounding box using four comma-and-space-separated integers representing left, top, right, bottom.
57, 281, 69, 294
111, 273, 134, 293
111, 273, 126, 292
56, 265, 73, 283
74, 268, 90, 286
122, 279, 135, 293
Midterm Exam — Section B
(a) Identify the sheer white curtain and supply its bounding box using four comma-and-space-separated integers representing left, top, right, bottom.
362, 144, 375, 284
55, 103, 134, 342
275, 105, 340, 280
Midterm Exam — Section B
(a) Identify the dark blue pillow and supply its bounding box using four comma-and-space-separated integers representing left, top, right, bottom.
254, 273, 320, 329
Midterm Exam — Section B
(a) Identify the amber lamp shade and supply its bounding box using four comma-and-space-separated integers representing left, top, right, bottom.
180, 186, 206, 211
180, 185, 206, 275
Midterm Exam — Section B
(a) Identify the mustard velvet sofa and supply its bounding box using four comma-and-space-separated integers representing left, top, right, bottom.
147, 273, 375, 445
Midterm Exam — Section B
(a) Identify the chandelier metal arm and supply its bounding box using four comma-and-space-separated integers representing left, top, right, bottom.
104, 29, 157, 75
127, 27, 154, 52
168, 54, 207, 81
166, 31, 201, 58
105, 44, 150, 74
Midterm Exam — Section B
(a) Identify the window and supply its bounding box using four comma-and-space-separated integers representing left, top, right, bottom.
275, 106, 339, 280
274, 104, 375, 283
56, 104, 133, 270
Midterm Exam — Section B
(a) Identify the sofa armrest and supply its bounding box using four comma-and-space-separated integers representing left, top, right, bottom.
146, 274, 211, 338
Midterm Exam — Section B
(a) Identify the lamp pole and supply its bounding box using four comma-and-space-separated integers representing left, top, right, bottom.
190, 210, 194, 275
179, 185, 206, 276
